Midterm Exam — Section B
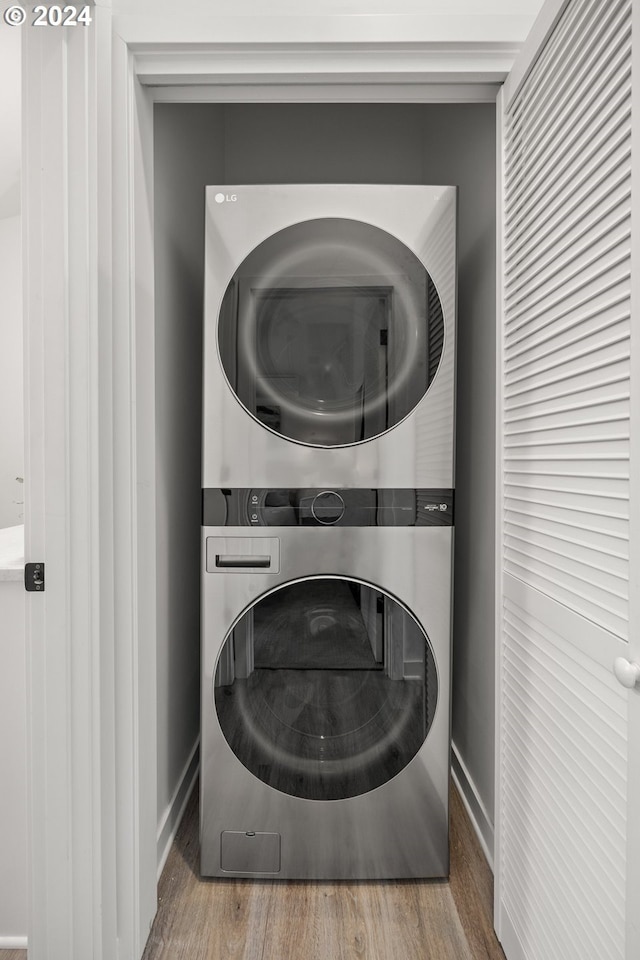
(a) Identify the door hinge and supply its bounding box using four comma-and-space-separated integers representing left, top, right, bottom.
25, 562, 45, 592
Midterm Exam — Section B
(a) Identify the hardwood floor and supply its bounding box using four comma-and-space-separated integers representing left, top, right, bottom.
1, 781, 505, 960
141, 780, 506, 960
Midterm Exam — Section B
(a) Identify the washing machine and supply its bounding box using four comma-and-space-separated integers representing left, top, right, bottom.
201, 184, 456, 879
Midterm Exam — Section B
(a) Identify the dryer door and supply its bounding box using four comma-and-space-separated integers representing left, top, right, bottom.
213, 576, 438, 801
217, 219, 445, 447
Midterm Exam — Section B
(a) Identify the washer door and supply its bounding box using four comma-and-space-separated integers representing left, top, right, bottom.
214, 577, 438, 801
217, 219, 445, 447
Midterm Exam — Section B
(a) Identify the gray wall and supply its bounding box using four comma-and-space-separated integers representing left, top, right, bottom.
153, 102, 496, 850
154, 105, 225, 830
419, 108, 497, 822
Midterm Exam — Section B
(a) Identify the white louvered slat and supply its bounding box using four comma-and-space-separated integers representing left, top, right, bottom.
499, 2, 633, 959
506, 29, 631, 229
500, 586, 628, 960
506, 92, 631, 282
505, 0, 630, 187
505, 223, 630, 321
503, 0, 631, 639
505, 247, 630, 339
506, 21, 630, 235
505, 487, 628, 523
506, 294, 629, 357
504, 471, 629, 500
504, 360, 630, 410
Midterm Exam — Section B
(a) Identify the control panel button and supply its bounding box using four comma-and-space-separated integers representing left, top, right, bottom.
311, 491, 345, 525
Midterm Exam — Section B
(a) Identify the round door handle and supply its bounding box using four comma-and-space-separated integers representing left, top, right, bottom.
613, 657, 640, 689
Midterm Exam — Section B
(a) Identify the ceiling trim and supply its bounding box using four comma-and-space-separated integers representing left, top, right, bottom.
149, 82, 501, 103
131, 41, 519, 91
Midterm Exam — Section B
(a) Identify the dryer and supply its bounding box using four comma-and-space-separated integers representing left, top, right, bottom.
203, 184, 456, 488
201, 184, 456, 879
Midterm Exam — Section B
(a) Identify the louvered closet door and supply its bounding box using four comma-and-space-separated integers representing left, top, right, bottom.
497, 2, 640, 960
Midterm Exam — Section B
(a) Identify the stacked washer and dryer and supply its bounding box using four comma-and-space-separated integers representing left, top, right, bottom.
201, 184, 456, 879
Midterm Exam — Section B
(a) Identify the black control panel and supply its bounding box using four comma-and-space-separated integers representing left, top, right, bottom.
202, 488, 454, 527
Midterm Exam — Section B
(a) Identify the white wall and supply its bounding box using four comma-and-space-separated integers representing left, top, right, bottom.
154, 101, 496, 855
113, 0, 544, 43
117, 0, 543, 11
0, 27, 27, 948
0, 27, 23, 529
0, 576, 27, 944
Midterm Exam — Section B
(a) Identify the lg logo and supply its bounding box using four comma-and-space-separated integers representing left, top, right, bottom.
214, 193, 238, 203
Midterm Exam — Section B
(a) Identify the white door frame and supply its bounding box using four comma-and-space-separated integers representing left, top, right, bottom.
23, 8, 547, 959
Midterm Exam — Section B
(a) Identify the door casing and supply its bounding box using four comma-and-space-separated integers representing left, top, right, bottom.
22, 5, 569, 959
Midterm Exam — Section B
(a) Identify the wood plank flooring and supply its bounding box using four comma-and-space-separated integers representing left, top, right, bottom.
142, 780, 506, 960
1, 781, 505, 960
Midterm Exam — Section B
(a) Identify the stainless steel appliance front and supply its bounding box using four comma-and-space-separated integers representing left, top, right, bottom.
201, 183, 456, 881
200, 526, 452, 879
203, 184, 456, 489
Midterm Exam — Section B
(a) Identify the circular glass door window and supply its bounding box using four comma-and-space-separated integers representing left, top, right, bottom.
217, 219, 445, 447
214, 577, 438, 801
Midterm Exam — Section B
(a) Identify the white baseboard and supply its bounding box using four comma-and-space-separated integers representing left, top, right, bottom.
0, 935, 28, 948
451, 742, 494, 870
156, 738, 200, 880
497, 900, 529, 960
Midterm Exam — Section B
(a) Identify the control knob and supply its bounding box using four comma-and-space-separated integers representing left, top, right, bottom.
311, 491, 345, 524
